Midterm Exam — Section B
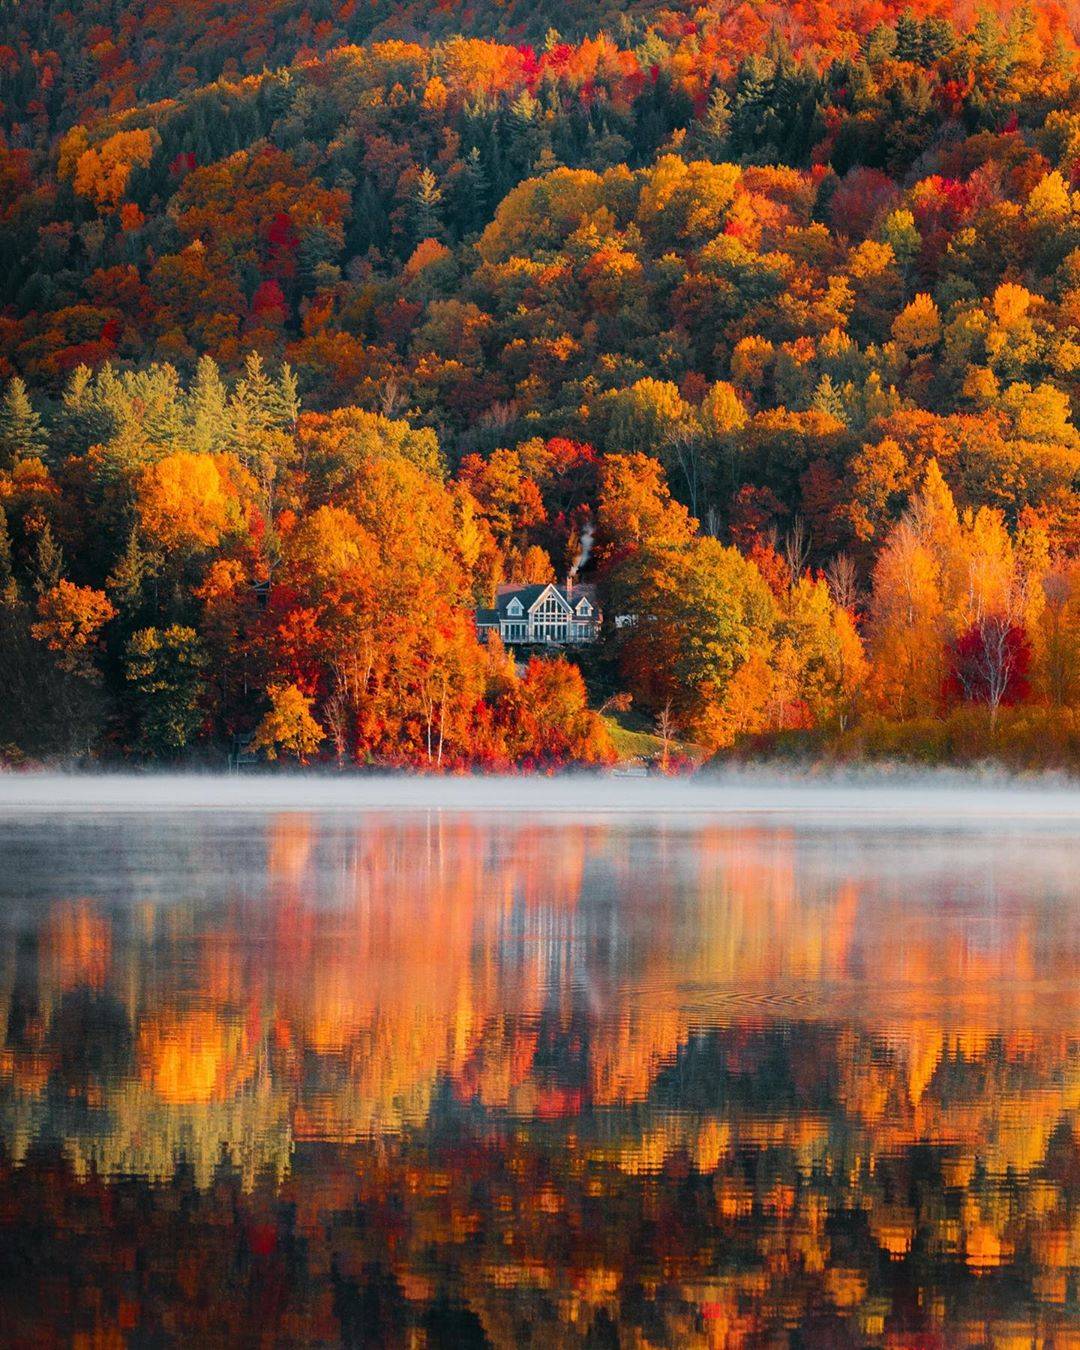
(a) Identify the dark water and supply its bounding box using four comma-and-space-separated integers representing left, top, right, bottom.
0, 805, 1077, 1347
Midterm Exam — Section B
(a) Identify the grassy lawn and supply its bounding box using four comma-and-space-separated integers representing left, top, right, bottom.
600, 709, 704, 765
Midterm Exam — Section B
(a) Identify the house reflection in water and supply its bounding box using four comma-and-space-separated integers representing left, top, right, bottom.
0, 813, 1077, 1346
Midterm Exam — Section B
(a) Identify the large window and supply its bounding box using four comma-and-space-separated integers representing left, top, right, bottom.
533, 594, 569, 641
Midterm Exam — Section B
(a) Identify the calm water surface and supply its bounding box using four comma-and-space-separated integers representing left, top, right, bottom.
0, 785, 1077, 1346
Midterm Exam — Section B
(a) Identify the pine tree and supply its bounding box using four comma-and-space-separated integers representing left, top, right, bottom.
728, 56, 773, 160
56, 364, 119, 457
125, 625, 207, 757
508, 91, 544, 174
33, 521, 63, 597
274, 363, 300, 430
186, 355, 229, 454
697, 87, 731, 160
107, 526, 152, 613
895, 10, 923, 62
232, 352, 277, 433
864, 23, 897, 65
451, 146, 489, 236
412, 168, 444, 244
230, 353, 297, 505
0, 377, 47, 468
299, 217, 341, 289
921, 17, 956, 62
972, 11, 1005, 73
812, 374, 848, 422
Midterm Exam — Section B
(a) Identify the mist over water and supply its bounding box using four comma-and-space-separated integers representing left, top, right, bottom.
0, 778, 1077, 1344
2, 769, 1080, 827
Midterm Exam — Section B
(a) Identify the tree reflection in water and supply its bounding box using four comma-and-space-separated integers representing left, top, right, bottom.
0, 812, 1077, 1346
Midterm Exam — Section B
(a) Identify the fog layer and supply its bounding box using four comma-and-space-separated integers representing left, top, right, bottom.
0, 771, 1078, 828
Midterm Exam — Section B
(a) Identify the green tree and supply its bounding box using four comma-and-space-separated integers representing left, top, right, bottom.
0, 377, 47, 468
33, 522, 64, 597
106, 526, 156, 615
125, 625, 207, 756
0, 506, 16, 605
894, 9, 922, 61
185, 355, 230, 454
594, 379, 691, 456
612, 536, 777, 737
696, 87, 731, 160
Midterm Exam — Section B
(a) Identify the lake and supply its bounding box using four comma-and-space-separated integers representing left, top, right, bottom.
0, 777, 1077, 1346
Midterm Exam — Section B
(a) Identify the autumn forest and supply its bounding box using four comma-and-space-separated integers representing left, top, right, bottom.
3, 0, 1080, 767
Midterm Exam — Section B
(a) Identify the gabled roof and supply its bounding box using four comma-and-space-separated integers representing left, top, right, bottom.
490, 582, 599, 620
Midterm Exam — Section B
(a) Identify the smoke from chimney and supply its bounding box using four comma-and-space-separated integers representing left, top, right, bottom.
568, 520, 594, 586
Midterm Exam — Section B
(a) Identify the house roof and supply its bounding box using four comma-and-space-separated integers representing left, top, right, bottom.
490, 582, 599, 619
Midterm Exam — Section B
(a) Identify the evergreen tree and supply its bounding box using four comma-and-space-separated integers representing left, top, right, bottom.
229, 353, 297, 503
107, 526, 153, 614
812, 374, 847, 421
275, 363, 301, 429
507, 91, 545, 175
895, 10, 923, 62
186, 355, 230, 454
231, 352, 276, 432
728, 55, 774, 160
299, 217, 342, 289
349, 177, 390, 254
864, 23, 898, 65
697, 87, 731, 160
55, 364, 121, 457
33, 521, 63, 597
972, 10, 1006, 73
0, 377, 47, 468
125, 624, 207, 757
884, 70, 937, 172
455, 146, 489, 235
412, 168, 444, 244
921, 18, 956, 62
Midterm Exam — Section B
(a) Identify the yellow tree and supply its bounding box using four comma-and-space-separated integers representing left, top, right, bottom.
69, 128, 160, 212
251, 684, 325, 763
780, 576, 868, 731
907, 457, 966, 615
1034, 563, 1080, 706
891, 293, 941, 353
136, 451, 252, 553
867, 520, 946, 717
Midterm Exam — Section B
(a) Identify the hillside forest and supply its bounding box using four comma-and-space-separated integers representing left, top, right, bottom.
2, 0, 1080, 768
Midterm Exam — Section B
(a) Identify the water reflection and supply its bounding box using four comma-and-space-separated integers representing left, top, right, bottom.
0, 812, 1077, 1345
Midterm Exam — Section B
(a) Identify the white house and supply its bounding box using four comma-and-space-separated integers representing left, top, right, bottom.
476, 582, 600, 645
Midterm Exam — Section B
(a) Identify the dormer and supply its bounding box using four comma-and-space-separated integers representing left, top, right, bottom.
506, 597, 524, 616
575, 597, 592, 616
